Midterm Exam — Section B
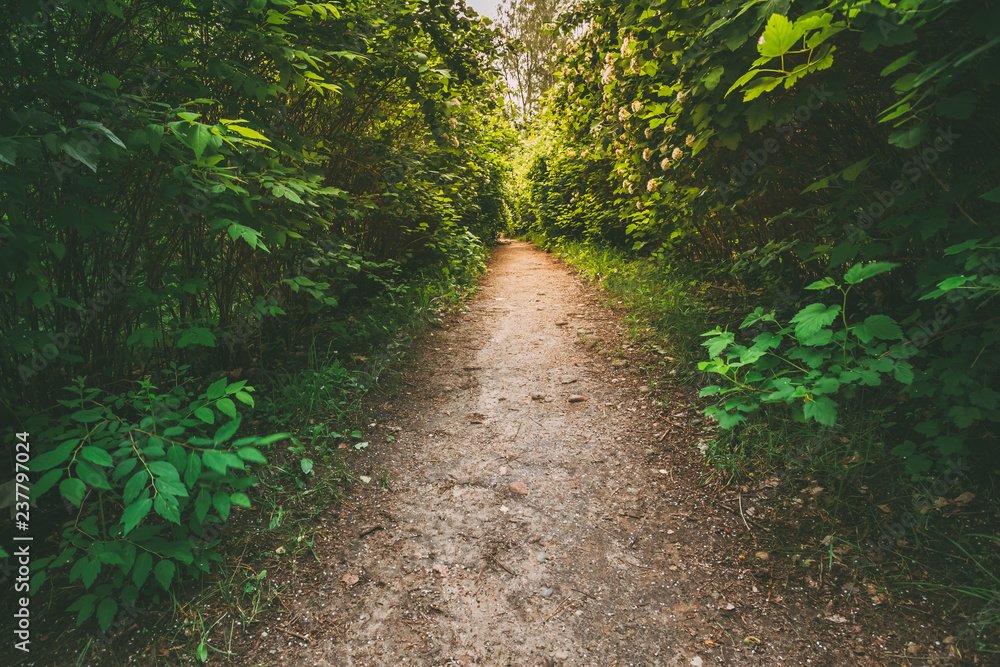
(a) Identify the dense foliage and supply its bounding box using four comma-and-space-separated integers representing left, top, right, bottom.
1, 0, 510, 631
520, 0, 999, 476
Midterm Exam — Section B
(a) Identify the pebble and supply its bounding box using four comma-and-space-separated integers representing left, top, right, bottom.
540, 588, 554, 598
612, 359, 627, 367
537, 552, 547, 563
509, 481, 529, 495
554, 649, 569, 660
568, 395, 586, 403
531, 393, 545, 400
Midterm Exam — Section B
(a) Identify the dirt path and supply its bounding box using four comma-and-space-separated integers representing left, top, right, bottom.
257, 241, 936, 666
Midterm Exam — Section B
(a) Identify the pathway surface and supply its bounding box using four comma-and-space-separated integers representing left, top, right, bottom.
260, 241, 934, 666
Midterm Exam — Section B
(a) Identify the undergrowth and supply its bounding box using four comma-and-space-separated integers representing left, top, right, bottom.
529, 232, 1000, 656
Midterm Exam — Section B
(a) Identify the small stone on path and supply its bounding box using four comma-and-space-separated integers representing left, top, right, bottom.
540, 588, 554, 599
531, 393, 545, 400
554, 649, 569, 661
568, 395, 586, 403
509, 481, 529, 495
537, 552, 547, 563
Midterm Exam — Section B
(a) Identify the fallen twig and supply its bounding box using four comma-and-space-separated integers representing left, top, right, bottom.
493, 557, 517, 576
277, 627, 309, 641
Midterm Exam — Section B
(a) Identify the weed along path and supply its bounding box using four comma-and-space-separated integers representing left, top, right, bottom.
257, 241, 937, 666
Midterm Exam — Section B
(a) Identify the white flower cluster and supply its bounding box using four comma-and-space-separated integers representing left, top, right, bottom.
620, 36, 633, 58
642, 148, 652, 161
660, 157, 671, 170
644, 127, 653, 139
601, 62, 616, 86
664, 124, 676, 134
672, 147, 683, 160
631, 100, 643, 113
685, 134, 695, 147
618, 106, 631, 122
646, 178, 658, 193
676, 90, 689, 104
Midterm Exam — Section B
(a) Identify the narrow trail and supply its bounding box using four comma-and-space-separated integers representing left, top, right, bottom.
262, 241, 927, 666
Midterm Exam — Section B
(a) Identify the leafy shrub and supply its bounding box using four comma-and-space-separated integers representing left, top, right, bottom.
28, 370, 287, 631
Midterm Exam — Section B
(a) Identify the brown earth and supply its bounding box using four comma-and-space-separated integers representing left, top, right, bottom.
224, 240, 957, 666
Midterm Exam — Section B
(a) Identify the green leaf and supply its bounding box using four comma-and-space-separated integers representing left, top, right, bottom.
31, 440, 77, 471
206, 377, 228, 400
234, 391, 255, 407
132, 552, 153, 588
59, 477, 87, 507
122, 496, 152, 535
80, 445, 114, 467
123, 470, 150, 504
214, 416, 241, 444
843, 262, 899, 285
803, 396, 837, 426
893, 362, 914, 384
758, 13, 803, 59
194, 488, 211, 523
153, 559, 175, 591
202, 449, 228, 474
300, 458, 314, 474
863, 314, 903, 340
213, 491, 232, 522
840, 157, 872, 182
948, 405, 982, 428
78, 120, 127, 149
702, 331, 735, 358
880, 51, 917, 76
789, 303, 841, 341
75, 459, 112, 489
96, 597, 118, 633
217, 397, 238, 418
230, 492, 251, 508
238, 447, 267, 463
67, 594, 97, 626
194, 407, 215, 424
30, 469, 63, 501
805, 277, 835, 291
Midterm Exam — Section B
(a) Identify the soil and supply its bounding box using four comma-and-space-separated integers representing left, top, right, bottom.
230, 241, 958, 666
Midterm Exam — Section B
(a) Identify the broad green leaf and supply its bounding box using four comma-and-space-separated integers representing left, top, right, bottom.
153, 559, 175, 591
75, 460, 112, 490
789, 303, 841, 340
237, 447, 267, 463
213, 490, 232, 521
862, 314, 903, 340
97, 597, 118, 633
194, 407, 215, 424
758, 14, 803, 59
122, 496, 152, 535
206, 377, 228, 400
702, 331, 735, 358
80, 445, 114, 467
803, 395, 837, 426
217, 397, 238, 418
60, 478, 87, 507
843, 262, 899, 284
214, 416, 241, 444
